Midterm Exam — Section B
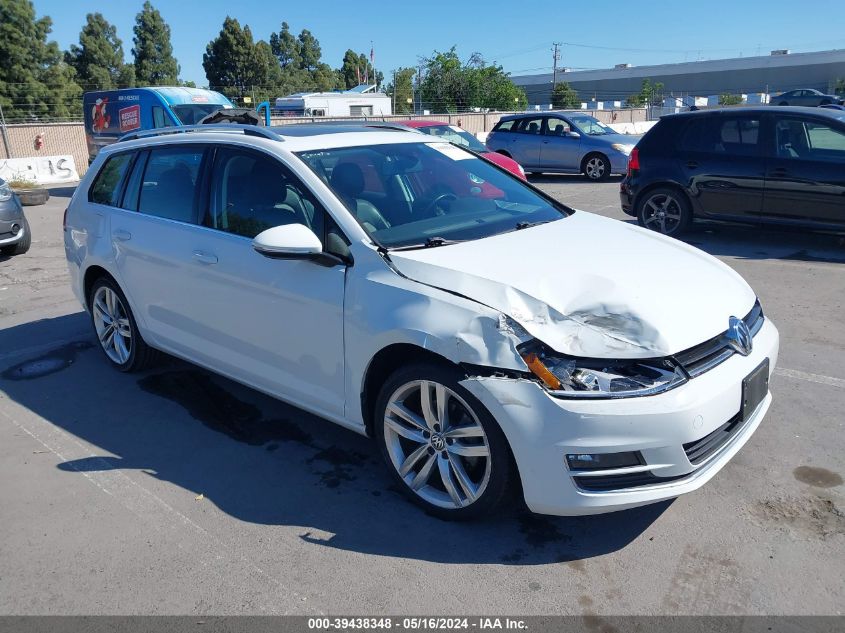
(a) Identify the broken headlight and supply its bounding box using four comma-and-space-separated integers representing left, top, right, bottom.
518, 341, 687, 398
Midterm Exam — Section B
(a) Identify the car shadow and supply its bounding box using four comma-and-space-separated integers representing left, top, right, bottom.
0, 313, 670, 566
619, 217, 845, 264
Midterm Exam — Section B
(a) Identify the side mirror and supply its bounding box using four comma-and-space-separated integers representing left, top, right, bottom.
566, 131, 581, 139
253, 224, 322, 258
253, 224, 351, 267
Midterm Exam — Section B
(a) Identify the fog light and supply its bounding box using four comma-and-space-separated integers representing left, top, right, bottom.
11, 223, 21, 235
566, 451, 643, 471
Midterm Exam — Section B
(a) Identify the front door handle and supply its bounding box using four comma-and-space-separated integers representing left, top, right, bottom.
192, 251, 218, 265
112, 229, 131, 241
685, 161, 699, 169
770, 167, 788, 176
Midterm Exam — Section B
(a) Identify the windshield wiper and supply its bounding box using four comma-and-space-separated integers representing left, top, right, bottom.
514, 220, 550, 231
389, 236, 464, 251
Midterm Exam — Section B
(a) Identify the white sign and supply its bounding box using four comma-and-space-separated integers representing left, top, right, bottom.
0, 155, 80, 185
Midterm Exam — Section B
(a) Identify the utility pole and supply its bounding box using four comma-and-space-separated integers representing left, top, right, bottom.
552, 43, 561, 88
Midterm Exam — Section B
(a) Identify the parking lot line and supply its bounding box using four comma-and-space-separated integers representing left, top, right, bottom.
0, 402, 320, 616
774, 367, 845, 389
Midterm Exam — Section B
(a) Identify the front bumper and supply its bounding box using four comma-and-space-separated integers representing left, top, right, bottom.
0, 198, 26, 246
460, 318, 779, 516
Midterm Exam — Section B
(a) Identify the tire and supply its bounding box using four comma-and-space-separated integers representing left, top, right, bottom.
0, 218, 31, 256
88, 277, 157, 372
582, 153, 611, 181
374, 362, 513, 520
495, 150, 512, 158
637, 187, 692, 237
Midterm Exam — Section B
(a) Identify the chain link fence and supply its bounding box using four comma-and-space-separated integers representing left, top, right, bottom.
0, 108, 649, 177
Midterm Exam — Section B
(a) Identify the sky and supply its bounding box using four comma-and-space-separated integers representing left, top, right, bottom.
33, 0, 845, 89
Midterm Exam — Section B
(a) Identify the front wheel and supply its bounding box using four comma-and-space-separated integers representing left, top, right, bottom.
637, 187, 692, 236
375, 363, 513, 520
582, 153, 611, 181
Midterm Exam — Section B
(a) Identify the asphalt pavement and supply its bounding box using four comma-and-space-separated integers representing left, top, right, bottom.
0, 178, 842, 616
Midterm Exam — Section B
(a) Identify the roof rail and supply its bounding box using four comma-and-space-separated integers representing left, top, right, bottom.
117, 124, 283, 143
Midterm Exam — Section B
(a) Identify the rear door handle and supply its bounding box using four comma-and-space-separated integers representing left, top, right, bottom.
192, 251, 218, 265
112, 229, 131, 241
770, 167, 788, 176
685, 161, 698, 169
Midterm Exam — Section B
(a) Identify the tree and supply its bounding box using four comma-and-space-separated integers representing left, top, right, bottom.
834, 78, 845, 96
66, 13, 135, 90
132, 1, 179, 86
551, 82, 580, 109
203, 17, 268, 102
625, 78, 664, 107
339, 49, 382, 89
269, 22, 301, 69
718, 93, 743, 106
419, 48, 526, 112
0, 0, 82, 120
386, 67, 416, 114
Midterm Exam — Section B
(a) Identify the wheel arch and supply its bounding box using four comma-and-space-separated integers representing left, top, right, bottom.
360, 343, 459, 438
82, 264, 117, 311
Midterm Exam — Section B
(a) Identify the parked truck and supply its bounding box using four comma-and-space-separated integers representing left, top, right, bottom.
83, 87, 234, 161
274, 85, 392, 117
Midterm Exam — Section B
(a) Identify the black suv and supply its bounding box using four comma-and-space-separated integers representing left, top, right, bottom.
621, 106, 845, 236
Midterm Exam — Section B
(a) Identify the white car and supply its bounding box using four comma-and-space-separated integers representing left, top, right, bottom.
64, 123, 779, 519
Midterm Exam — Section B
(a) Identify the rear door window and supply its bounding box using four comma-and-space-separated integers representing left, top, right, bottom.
138, 147, 205, 223
775, 117, 845, 161
89, 152, 134, 206
515, 118, 544, 135
680, 116, 761, 156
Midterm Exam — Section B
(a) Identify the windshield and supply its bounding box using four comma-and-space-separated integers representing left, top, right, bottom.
416, 125, 487, 152
170, 104, 227, 125
568, 115, 615, 136
296, 142, 567, 248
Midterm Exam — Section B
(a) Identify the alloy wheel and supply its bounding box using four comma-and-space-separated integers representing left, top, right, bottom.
584, 156, 607, 180
383, 380, 491, 510
642, 193, 684, 234
92, 286, 133, 365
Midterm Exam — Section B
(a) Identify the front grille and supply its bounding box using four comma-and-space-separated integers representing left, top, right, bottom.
683, 411, 745, 465
675, 300, 764, 377
574, 471, 687, 492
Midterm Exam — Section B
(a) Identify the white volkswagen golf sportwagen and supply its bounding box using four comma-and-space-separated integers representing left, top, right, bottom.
64, 123, 779, 519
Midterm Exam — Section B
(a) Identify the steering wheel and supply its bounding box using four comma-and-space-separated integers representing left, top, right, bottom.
424, 192, 458, 216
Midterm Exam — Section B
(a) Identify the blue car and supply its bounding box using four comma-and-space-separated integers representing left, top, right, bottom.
83, 87, 234, 162
485, 112, 640, 181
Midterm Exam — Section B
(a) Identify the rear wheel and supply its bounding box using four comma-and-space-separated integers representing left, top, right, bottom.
375, 362, 513, 520
89, 277, 157, 372
582, 153, 611, 181
0, 218, 31, 256
637, 187, 692, 236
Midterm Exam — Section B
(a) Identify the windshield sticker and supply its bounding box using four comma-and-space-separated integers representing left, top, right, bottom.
426, 142, 473, 160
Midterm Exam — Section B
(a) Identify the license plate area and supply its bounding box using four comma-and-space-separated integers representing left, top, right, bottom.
742, 358, 770, 421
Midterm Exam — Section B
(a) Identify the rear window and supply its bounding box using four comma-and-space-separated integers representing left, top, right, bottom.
679, 116, 761, 155
89, 153, 133, 206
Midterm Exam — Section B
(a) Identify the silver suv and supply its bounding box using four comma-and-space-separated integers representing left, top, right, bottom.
0, 178, 31, 257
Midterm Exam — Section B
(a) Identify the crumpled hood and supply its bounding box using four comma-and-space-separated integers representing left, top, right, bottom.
388, 212, 756, 358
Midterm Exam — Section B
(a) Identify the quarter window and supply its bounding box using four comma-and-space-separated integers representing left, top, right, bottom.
494, 119, 515, 132
89, 153, 133, 206
138, 147, 204, 223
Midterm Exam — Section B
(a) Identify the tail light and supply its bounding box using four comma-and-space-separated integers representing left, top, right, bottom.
627, 147, 640, 176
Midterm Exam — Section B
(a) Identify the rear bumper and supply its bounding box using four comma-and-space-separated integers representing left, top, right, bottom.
620, 179, 636, 215
460, 318, 779, 516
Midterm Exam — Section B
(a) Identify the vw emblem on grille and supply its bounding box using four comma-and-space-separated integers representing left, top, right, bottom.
430, 434, 447, 451
726, 316, 753, 356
